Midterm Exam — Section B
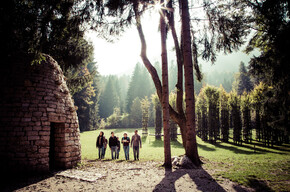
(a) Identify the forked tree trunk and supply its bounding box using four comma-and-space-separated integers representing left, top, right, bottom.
166, 0, 187, 149
132, 3, 181, 128
180, 0, 200, 166
133, 1, 200, 166
160, 1, 172, 167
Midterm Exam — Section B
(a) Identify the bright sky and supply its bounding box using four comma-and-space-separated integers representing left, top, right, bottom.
85, 8, 258, 76
85, 11, 170, 75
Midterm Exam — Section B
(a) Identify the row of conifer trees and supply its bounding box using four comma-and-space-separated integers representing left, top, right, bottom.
195, 83, 288, 146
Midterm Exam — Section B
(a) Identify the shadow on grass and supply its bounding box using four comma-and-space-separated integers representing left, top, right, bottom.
213, 141, 286, 155
151, 139, 164, 147
213, 142, 261, 155
151, 139, 184, 149
228, 137, 289, 154
197, 143, 216, 151
151, 139, 217, 151
245, 176, 274, 192
153, 167, 250, 192
171, 140, 184, 148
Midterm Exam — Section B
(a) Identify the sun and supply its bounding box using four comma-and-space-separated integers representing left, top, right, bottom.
153, 0, 173, 14
154, 2, 162, 11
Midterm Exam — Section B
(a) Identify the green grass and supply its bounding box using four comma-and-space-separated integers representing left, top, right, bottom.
80, 127, 290, 192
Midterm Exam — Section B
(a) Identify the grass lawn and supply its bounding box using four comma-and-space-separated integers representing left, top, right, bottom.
80, 127, 290, 192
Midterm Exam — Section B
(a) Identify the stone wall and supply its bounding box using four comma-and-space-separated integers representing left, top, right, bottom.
0, 55, 81, 172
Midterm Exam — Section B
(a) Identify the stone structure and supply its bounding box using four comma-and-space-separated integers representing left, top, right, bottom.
0, 55, 81, 173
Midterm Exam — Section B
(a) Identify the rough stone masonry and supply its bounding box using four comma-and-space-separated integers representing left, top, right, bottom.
0, 54, 81, 173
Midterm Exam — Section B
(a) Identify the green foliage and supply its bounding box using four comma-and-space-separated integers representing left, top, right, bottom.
126, 63, 154, 112
219, 86, 230, 142
73, 62, 100, 131
99, 76, 120, 118
141, 96, 150, 134
196, 88, 208, 141
169, 92, 178, 141
152, 93, 162, 140
130, 97, 142, 128
237, 62, 253, 95
241, 92, 252, 143
244, 0, 290, 143
204, 85, 220, 142
229, 91, 242, 144
1, 0, 95, 66
106, 108, 122, 128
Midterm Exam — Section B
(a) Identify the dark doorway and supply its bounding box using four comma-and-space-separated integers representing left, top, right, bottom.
49, 123, 56, 171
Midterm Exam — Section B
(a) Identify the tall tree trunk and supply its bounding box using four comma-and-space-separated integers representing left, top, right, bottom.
133, 1, 197, 162
133, 2, 181, 129
160, 2, 172, 167
166, 0, 186, 149
180, 0, 200, 166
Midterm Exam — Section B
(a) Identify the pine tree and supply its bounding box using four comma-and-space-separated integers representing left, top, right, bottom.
251, 82, 264, 142
229, 91, 242, 145
152, 93, 162, 140
126, 63, 154, 113
241, 92, 252, 143
99, 76, 119, 118
245, 0, 289, 143
196, 89, 208, 141
237, 62, 253, 95
169, 92, 178, 141
219, 86, 230, 142
87, 62, 100, 129
130, 97, 142, 128
141, 96, 150, 135
204, 86, 220, 143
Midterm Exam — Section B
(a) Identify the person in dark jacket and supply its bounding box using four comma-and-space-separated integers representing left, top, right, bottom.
131, 130, 142, 160
96, 131, 105, 159
109, 132, 118, 159
121, 133, 130, 160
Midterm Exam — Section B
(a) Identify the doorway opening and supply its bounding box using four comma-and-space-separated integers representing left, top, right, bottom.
49, 122, 65, 171
49, 122, 56, 171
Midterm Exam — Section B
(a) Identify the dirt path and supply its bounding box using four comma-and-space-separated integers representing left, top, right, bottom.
3, 160, 254, 192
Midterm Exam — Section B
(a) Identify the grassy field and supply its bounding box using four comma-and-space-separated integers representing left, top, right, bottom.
80, 127, 290, 192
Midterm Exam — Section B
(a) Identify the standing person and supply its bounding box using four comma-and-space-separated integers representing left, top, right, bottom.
116, 137, 120, 159
122, 133, 130, 160
102, 137, 108, 159
96, 131, 105, 159
109, 132, 118, 160
131, 130, 142, 160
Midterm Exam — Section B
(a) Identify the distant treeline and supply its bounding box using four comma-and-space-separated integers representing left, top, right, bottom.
98, 61, 236, 122
97, 61, 242, 124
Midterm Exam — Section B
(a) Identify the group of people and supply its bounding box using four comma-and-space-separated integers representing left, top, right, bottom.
96, 130, 142, 161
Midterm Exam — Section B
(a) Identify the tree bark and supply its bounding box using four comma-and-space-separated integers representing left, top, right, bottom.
133, 1, 194, 161
180, 0, 200, 166
160, 1, 172, 167
132, 2, 181, 127
166, 0, 187, 149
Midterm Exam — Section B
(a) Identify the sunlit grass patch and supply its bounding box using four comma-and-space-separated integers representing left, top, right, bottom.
80, 127, 290, 191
